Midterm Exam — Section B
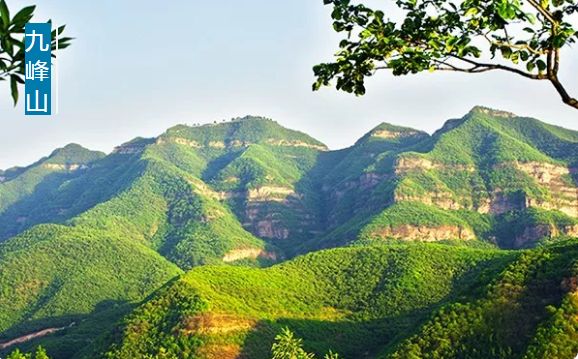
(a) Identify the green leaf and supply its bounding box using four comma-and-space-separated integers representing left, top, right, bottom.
536, 59, 547, 72
11, 5, 35, 28
10, 74, 18, 106
0, 0, 9, 30
464, 7, 479, 17
500, 47, 512, 59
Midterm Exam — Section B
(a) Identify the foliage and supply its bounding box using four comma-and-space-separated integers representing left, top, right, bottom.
271, 328, 315, 359
314, 0, 578, 109
101, 244, 513, 358
7, 346, 51, 359
384, 242, 578, 358
271, 328, 340, 359
0, 0, 72, 105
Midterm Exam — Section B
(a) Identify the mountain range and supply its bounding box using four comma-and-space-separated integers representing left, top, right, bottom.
1, 106, 578, 358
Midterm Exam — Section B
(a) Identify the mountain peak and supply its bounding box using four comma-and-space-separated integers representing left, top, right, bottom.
47, 143, 105, 165
355, 122, 428, 146
162, 116, 327, 150
469, 106, 517, 119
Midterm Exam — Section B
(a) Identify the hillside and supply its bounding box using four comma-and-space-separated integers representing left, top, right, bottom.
1, 108, 578, 358
312, 107, 578, 250
100, 243, 512, 359
99, 240, 578, 359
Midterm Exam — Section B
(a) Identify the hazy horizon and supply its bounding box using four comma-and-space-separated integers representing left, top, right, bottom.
1, 0, 577, 168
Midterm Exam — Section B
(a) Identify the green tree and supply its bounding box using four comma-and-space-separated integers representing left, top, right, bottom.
6, 346, 51, 359
0, 0, 72, 105
6, 349, 30, 359
271, 328, 340, 359
33, 346, 50, 359
313, 0, 578, 110
272, 328, 315, 359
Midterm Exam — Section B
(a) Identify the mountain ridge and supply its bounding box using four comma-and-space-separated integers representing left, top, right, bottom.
1, 107, 578, 358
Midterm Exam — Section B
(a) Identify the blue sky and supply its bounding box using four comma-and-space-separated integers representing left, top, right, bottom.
1, 0, 577, 168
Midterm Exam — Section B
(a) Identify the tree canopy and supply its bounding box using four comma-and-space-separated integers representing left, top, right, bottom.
313, 0, 578, 110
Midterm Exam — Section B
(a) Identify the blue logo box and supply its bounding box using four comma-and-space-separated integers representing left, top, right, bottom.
24, 23, 51, 116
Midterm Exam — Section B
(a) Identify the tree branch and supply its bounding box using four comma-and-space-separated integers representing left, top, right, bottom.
526, 0, 559, 25
549, 76, 578, 109
451, 55, 547, 80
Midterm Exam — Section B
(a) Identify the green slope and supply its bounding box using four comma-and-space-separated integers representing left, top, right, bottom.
384, 240, 578, 359
100, 243, 512, 359
0, 144, 105, 239
100, 240, 578, 359
0, 224, 181, 358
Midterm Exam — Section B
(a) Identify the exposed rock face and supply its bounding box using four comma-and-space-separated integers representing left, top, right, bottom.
169, 137, 202, 148
162, 136, 326, 151
265, 139, 327, 151
513, 224, 578, 249
393, 158, 578, 217
371, 129, 423, 139
237, 186, 317, 241
183, 314, 257, 359
245, 208, 291, 240
367, 224, 475, 241
42, 163, 89, 171
514, 161, 578, 217
394, 192, 462, 211
474, 107, 516, 118
208, 141, 226, 149
476, 191, 527, 215
113, 143, 146, 154
222, 248, 277, 262
246, 186, 298, 202
395, 157, 475, 174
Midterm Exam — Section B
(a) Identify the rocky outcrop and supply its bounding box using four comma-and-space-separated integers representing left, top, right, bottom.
222, 248, 277, 262
183, 314, 257, 359
42, 163, 89, 171
394, 192, 462, 211
513, 224, 578, 249
392, 157, 578, 218
113, 143, 148, 154
244, 208, 291, 240
514, 161, 578, 217
265, 139, 327, 151
475, 191, 526, 214
160, 137, 326, 151
474, 106, 516, 118
367, 224, 475, 241
246, 186, 298, 202
371, 129, 422, 139
169, 137, 202, 148
395, 156, 475, 174
208, 141, 226, 149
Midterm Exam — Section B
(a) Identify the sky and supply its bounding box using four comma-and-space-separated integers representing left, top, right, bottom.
0, 0, 577, 168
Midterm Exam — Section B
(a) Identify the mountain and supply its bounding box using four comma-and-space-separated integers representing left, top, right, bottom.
0, 116, 328, 358
1, 108, 578, 358
311, 106, 578, 250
